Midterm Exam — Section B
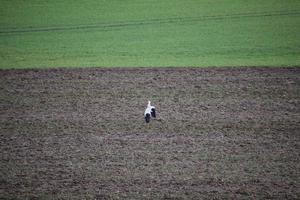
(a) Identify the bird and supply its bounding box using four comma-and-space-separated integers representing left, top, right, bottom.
144, 100, 156, 123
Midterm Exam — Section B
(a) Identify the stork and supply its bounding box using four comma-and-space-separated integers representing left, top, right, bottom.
144, 100, 156, 123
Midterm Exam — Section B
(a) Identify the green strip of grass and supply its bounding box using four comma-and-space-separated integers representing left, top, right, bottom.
1, 0, 300, 68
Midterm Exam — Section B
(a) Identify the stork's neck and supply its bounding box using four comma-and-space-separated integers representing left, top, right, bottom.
147, 101, 151, 107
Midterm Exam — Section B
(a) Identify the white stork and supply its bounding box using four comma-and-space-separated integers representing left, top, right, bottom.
144, 100, 156, 123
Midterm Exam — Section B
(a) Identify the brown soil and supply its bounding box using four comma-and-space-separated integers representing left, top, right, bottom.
1, 67, 299, 199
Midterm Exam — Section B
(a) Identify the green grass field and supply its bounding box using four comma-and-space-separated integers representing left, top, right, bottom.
1, 0, 300, 68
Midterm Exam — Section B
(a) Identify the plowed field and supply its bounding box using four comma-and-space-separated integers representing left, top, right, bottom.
1, 67, 299, 199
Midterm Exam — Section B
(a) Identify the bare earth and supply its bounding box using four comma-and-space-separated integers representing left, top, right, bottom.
1, 67, 299, 199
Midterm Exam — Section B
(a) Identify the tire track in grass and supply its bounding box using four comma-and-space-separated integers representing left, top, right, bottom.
1, 10, 300, 35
